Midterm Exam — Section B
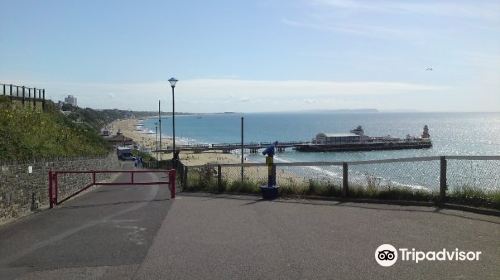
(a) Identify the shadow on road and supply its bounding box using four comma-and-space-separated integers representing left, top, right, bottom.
180, 192, 500, 225
58, 198, 171, 210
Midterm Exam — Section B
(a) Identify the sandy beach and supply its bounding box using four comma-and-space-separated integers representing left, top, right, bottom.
109, 118, 243, 166
107, 118, 304, 185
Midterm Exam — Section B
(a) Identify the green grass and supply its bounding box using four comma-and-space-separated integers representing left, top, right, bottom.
183, 166, 262, 194
448, 185, 500, 209
0, 98, 111, 161
182, 168, 500, 209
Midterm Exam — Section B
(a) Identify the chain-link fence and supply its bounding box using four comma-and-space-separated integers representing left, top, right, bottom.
446, 156, 500, 206
182, 156, 500, 207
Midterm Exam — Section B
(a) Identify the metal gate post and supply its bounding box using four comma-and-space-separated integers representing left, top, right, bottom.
182, 165, 188, 189
49, 171, 53, 208
439, 156, 447, 203
217, 165, 222, 191
54, 172, 59, 205
342, 162, 349, 197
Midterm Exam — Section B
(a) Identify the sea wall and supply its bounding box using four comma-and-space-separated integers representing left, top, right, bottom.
0, 154, 121, 224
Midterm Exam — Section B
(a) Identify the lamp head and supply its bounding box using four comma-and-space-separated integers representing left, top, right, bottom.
168, 77, 178, 88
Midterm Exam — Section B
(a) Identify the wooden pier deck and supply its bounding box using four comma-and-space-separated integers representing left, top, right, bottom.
154, 141, 308, 153
153, 139, 432, 154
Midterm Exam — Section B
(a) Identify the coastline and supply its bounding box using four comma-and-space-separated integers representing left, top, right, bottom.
109, 118, 243, 165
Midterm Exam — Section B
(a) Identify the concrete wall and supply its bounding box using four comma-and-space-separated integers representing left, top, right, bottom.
0, 154, 121, 224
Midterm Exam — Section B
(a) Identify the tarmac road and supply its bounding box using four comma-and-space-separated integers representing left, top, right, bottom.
0, 174, 499, 279
0, 168, 172, 280
135, 193, 500, 280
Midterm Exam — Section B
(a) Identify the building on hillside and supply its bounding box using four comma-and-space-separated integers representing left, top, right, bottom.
103, 130, 135, 146
64, 95, 77, 107
100, 127, 111, 136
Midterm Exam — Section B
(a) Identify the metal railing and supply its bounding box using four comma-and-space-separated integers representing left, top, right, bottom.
182, 156, 500, 205
48, 169, 177, 208
1, 82, 47, 109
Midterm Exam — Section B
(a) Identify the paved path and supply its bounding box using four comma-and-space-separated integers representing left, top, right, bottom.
1, 179, 499, 279
0, 169, 172, 280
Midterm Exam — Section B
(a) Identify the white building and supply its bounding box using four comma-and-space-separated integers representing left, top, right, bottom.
314, 133, 361, 144
64, 95, 77, 106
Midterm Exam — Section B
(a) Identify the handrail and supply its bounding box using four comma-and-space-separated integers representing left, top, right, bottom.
445, 155, 500, 160
187, 155, 500, 168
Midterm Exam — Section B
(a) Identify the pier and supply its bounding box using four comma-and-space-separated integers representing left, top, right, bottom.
154, 141, 308, 154
153, 139, 432, 154
152, 126, 433, 154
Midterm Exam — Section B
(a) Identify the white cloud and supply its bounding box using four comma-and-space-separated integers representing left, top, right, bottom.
284, 1, 499, 42
281, 18, 417, 39
315, 0, 500, 20
22, 78, 447, 112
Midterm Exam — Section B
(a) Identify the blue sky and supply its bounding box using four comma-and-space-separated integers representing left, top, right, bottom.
1, 0, 499, 112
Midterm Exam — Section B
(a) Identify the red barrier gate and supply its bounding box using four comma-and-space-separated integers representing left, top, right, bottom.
48, 169, 176, 208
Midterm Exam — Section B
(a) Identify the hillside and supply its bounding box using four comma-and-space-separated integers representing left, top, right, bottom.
60, 104, 157, 131
0, 97, 110, 161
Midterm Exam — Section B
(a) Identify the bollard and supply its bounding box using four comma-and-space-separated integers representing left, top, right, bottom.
169, 169, 176, 198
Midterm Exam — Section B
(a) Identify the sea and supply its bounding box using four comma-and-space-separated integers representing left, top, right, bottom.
144, 112, 500, 190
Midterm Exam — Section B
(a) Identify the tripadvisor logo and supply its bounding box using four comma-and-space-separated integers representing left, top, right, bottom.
375, 244, 482, 267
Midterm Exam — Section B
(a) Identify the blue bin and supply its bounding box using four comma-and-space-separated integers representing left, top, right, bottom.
260, 185, 280, 200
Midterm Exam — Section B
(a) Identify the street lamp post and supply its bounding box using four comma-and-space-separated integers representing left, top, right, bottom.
158, 100, 162, 160
168, 77, 178, 160
155, 122, 159, 167
155, 122, 158, 154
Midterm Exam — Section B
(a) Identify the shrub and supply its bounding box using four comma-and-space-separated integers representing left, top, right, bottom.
0, 102, 110, 161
